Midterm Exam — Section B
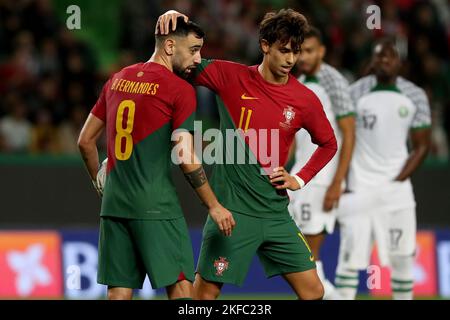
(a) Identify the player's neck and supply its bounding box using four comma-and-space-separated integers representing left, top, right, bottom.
258, 63, 289, 85
376, 75, 397, 86
309, 61, 322, 76
148, 51, 173, 72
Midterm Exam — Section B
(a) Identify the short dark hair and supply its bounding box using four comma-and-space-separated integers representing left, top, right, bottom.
259, 8, 309, 52
155, 17, 205, 44
304, 26, 323, 44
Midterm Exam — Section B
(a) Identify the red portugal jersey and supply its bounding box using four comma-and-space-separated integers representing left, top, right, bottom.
194, 59, 337, 218
91, 62, 196, 219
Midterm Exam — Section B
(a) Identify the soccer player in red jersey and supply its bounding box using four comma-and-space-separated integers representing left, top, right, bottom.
157, 9, 338, 300
78, 18, 234, 300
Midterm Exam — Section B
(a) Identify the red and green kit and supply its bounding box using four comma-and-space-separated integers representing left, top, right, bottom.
193, 59, 337, 285
194, 59, 337, 219
92, 62, 196, 220
91, 62, 196, 289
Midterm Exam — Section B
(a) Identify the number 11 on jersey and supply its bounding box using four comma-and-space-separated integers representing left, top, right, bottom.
238, 107, 253, 132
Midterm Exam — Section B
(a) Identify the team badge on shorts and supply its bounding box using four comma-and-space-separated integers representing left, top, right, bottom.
213, 257, 229, 276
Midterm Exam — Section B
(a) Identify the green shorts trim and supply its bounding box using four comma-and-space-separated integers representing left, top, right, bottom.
97, 216, 195, 290
197, 212, 316, 286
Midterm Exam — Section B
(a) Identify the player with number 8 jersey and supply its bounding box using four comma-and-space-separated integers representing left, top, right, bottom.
92, 63, 195, 220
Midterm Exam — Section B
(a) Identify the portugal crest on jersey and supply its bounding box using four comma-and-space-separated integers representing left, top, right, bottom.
213, 257, 229, 276
283, 106, 295, 123
280, 106, 296, 128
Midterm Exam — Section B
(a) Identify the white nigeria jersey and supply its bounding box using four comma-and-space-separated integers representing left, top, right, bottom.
291, 63, 355, 186
348, 75, 431, 190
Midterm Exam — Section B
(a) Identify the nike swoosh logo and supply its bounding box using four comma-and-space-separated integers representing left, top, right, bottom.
241, 93, 258, 100
310, 255, 315, 262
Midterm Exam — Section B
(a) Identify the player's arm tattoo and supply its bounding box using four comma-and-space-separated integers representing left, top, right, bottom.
184, 167, 207, 189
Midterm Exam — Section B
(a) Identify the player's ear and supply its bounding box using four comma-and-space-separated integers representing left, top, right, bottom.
260, 39, 270, 54
319, 45, 326, 60
163, 38, 175, 56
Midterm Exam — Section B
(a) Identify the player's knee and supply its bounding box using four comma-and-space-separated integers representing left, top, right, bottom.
299, 282, 324, 300
193, 275, 221, 300
195, 290, 220, 300
107, 289, 132, 300
312, 281, 325, 300
390, 255, 414, 279
194, 283, 220, 300
167, 280, 193, 300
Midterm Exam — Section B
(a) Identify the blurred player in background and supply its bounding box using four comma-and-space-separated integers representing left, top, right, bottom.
77, 18, 234, 300
334, 38, 431, 300
287, 27, 355, 300
158, 9, 337, 300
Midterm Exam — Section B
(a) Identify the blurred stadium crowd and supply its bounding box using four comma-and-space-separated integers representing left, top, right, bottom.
0, 0, 448, 158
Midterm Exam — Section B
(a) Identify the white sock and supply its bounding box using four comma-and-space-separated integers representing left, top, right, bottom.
335, 264, 359, 300
315, 260, 339, 300
390, 255, 414, 300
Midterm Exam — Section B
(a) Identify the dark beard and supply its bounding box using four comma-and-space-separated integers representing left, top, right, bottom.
174, 62, 194, 79
174, 66, 197, 80
173, 66, 186, 78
